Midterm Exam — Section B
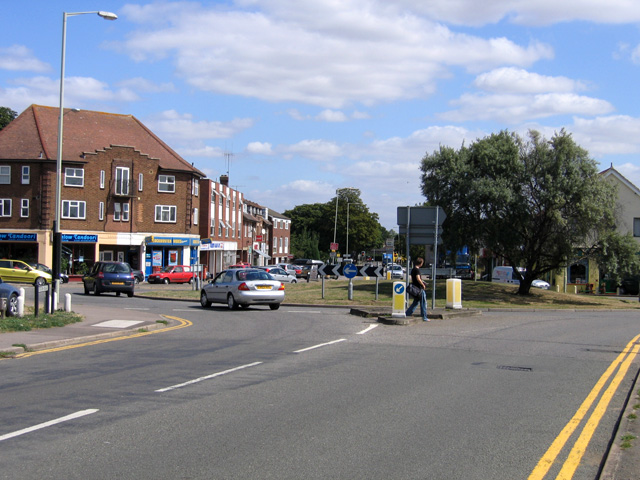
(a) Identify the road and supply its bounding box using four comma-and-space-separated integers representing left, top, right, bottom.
1, 286, 639, 479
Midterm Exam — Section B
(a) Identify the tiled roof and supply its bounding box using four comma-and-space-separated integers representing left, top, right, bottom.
0, 104, 204, 176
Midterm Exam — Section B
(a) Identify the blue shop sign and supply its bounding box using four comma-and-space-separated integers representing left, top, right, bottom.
145, 235, 200, 246
0, 232, 37, 241
61, 234, 98, 242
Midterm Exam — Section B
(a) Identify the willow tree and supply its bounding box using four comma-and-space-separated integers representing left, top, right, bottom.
420, 130, 618, 294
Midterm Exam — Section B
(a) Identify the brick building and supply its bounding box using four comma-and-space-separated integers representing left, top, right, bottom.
0, 105, 204, 278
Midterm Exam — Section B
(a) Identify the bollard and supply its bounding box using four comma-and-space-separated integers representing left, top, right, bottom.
18, 287, 25, 316
446, 278, 462, 309
64, 293, 71, 312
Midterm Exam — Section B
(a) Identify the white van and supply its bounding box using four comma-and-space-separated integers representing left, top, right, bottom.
492, 266, 523, 285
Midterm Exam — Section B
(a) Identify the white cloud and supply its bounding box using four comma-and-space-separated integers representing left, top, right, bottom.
118, 2, 553, 108
0, 45, 50, 73
144, 110, 255, 141
117, 77, 175, 94
246, 142, 274, 155
316, 109, 348, 122
284, 139, 343, 161
474, 67, 586, 94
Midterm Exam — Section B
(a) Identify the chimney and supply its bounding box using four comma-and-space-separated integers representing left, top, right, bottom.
220, 175, 229, 186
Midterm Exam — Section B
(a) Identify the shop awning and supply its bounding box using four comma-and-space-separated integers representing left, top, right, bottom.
254, 248, 271, 259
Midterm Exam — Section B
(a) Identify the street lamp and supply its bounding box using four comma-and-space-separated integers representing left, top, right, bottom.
332, 187, 357, 262
53, 10, 117, 307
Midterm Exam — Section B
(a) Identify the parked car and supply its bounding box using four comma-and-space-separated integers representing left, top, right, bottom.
132, 269, 145, 284
619, 276, 640, 295
29, 262, 69, 283
0, 277, 20, 316
147, 265, 193, 284
83, 261, 135, 297
257, 266, 297, 283
0, 259, 52, 286
531, 279, 550, 289
200, 268, 285, 310
229, 263, 251, 268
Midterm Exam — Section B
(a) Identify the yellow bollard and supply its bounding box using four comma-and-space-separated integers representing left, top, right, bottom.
446, 278, 462, 309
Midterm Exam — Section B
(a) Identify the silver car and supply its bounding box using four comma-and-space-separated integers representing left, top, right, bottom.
257, 266, 298, 283
200, 268, 285, 310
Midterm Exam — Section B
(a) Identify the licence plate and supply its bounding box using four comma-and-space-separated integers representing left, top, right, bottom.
112, 282, 124, 285
256, 285, 271, 290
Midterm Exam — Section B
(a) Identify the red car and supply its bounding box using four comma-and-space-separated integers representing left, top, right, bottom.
147, 265, 194, 284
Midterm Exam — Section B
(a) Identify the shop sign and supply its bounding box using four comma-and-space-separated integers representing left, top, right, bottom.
146, 236, 200, 246
61, 234, 98, 242
0, 233, 37, 241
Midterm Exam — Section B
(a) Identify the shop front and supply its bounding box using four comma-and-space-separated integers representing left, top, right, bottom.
145, 235, 200, 278
0, 232, 39, 262
200, 239, 239, 277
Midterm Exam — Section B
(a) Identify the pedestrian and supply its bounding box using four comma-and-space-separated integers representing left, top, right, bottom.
406, 257, 429, 321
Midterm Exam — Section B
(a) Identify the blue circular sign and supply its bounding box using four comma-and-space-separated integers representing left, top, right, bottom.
394, 283, 405, 294
343, 263, 358, 279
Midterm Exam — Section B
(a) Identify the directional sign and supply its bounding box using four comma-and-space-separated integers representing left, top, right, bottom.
319, 265, 385, 277
343, 263, 358, 279
397, 206, 446, 226
359, 265, 384, 277
319, 264, 340, 277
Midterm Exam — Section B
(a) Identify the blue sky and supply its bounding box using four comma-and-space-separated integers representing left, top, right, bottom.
3, 1, 640, 231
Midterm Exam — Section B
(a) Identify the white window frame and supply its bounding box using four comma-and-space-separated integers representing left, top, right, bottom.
62, 200, 86, 219
0, 166, 10, 184
192, 178, 199, 196
100, 170, 105, 189
193, 207, 198, 225
138, 173, 144, 191
158, 175, 175, 193
64, 168, 84, 187
122, 203, 130, 222
21, 166, 30, 185
155, 205, 177, 223
115, 167, 130, 196
20, 198, 29, 217
99, 202, 104, 221
114, 203, 122, 221
0, 198, 11, 216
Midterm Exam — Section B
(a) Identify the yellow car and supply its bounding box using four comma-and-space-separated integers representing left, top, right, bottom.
0, 259, 52, 286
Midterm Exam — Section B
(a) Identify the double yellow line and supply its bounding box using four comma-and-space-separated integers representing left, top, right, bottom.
529, 333, 640, 479
16, 315, 192, 358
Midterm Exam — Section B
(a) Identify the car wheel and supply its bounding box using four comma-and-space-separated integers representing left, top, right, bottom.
34, 276, 46, 287
93, 283, 100, 295
269, 303, 280, 310
134, 277, 140, 285
200, 291, 211, 308
163, 278, 170, 284
291, 279, 297, 284
127, 291, 134, 298
6, 293, 18, 316
227, 294, 238, 310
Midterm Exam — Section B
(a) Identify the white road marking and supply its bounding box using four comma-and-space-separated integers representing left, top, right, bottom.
92, 320, 144, 328
294, 339, 346, 353
155, 362, 263, 393
0, 409, 99, 442
357, 324, 379, 335
125, 307, 150, 311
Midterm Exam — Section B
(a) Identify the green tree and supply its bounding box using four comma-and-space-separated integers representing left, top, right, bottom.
0, 107, 17, 130
420, 130, 619, 294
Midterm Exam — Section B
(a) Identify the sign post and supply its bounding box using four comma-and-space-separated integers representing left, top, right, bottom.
392, 282, 406, 317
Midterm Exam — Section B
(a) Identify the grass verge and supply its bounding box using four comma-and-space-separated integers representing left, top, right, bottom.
0, 310, 83, 333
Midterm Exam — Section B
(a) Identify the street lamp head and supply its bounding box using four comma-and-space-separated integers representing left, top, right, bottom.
97, 11, 118, 20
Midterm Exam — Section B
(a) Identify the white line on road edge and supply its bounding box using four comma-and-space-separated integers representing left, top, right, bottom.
0, 409, 99, 442
294, 339, 346, 353
357, 324, 379, 335
155, 362, 263, 393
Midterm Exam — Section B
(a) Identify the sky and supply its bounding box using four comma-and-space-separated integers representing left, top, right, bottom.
3, 1, 640, 233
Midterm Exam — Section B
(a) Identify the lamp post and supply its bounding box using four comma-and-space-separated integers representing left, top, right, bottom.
332, 187, 357, 264
53, 11, 117, 308
346, 202, 350, 261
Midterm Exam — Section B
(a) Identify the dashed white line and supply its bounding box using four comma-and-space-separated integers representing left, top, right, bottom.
155, 362, 263, 393
357, 324, 379, 335
294, 339, 346, 353
0, 409, 99, 442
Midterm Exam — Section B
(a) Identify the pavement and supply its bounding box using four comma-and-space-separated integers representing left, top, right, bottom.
1, 296, 639, 478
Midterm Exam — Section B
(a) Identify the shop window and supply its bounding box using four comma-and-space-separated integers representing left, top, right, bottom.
155, 205, 176, 223
20, 199, 29, 217
158, 175, 175, 193
0, 166, 10, 184
62, 200, 86, 219
0, 199, 11, 217
64, 168, 84, 187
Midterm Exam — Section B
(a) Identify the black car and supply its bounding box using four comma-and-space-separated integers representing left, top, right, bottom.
132, 269, 145, 284
83, 261, 135, 297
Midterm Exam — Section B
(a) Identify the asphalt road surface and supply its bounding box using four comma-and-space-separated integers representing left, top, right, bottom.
1, 290, 639, 479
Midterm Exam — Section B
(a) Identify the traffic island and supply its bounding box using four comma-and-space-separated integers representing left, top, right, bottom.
349, 307, 481, 325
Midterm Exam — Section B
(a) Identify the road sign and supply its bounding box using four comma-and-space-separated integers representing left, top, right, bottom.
318, 265, 385, 277
343, 263, 358, 279
397, 206, 446, 226
319, 264, 340, 277
359, 265, 384, 277
330, 242, 338, 251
